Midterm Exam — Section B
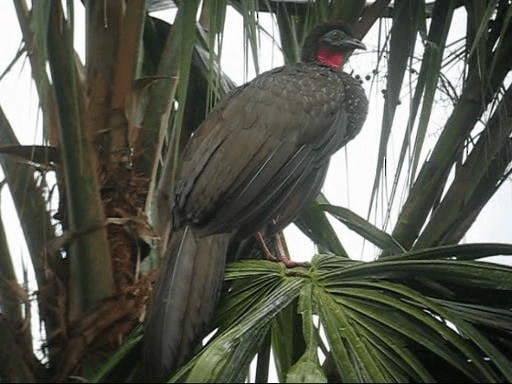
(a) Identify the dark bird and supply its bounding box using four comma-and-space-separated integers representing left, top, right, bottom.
143, 19, 368, 381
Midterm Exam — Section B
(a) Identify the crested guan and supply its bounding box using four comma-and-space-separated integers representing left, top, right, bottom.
143, 19, 368, 381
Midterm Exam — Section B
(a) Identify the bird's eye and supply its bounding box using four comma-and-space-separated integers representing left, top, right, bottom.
330, 30, 341, 39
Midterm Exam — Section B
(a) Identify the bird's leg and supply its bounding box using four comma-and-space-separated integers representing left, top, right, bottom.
255, 231, 277, 261
255, 231, 309, 268
273, 232, 310, 268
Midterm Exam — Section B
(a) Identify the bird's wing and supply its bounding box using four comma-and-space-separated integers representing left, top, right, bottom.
174, 64, 350, 235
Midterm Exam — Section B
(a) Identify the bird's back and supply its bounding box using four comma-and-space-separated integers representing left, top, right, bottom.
173, 62, 368, 236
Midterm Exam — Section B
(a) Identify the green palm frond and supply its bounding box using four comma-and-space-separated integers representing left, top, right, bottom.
167, 247, 512, 383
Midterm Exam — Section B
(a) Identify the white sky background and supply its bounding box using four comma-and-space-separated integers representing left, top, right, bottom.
0, 2, 511, 268
0, 6, 39, 282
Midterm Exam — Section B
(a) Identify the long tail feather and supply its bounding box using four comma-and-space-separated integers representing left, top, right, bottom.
143, 226, 231, 381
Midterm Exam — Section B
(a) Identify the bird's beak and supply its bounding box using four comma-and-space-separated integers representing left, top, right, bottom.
342, 37, 366, 51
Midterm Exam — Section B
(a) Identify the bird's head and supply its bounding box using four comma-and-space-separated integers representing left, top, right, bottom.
301, 20, 366, 69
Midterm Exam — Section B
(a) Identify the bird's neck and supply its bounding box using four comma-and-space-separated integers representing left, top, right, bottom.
316, 46, 345, 69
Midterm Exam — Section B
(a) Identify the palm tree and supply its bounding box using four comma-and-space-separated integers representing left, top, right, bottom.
0, 0, 511, 382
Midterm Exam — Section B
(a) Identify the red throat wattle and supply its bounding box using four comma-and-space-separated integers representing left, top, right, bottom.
316, 46, 345, 69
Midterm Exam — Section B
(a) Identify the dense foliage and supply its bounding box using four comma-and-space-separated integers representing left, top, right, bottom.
0, 0, 511, 382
